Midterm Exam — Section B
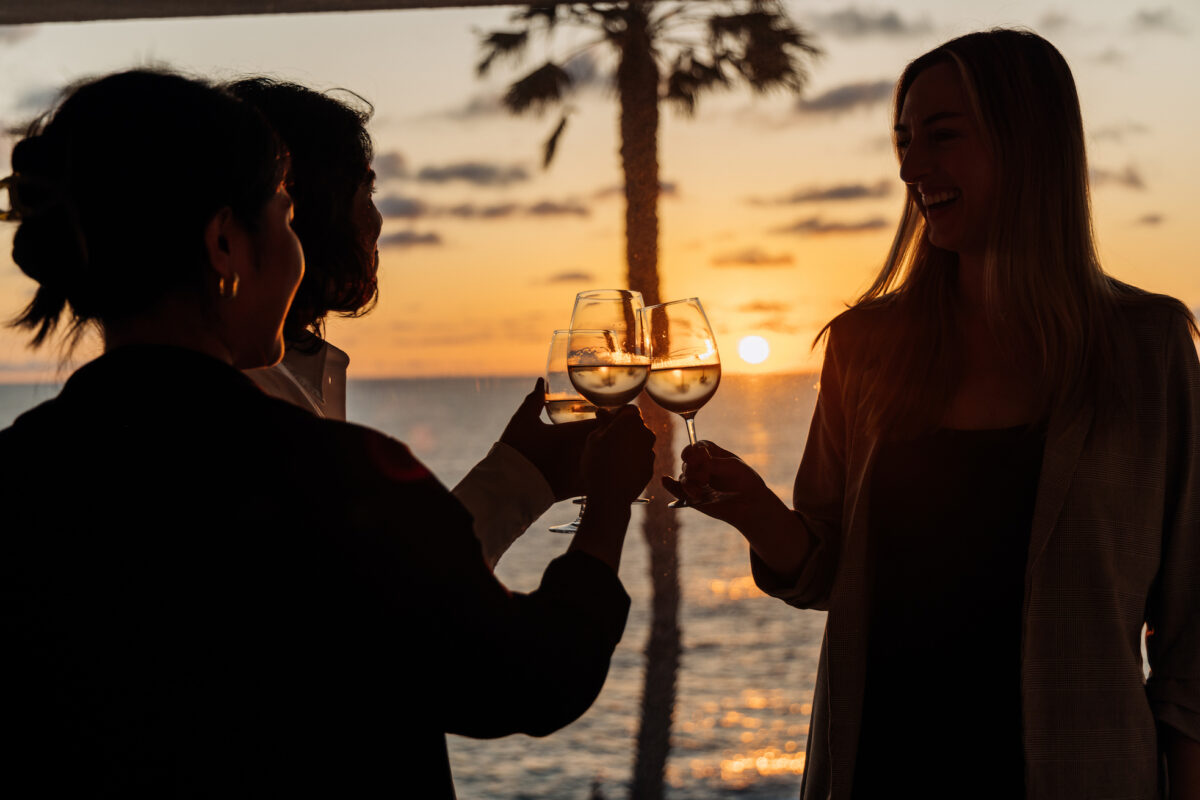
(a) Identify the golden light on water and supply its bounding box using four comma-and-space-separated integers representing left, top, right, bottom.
708, 575, 766, 600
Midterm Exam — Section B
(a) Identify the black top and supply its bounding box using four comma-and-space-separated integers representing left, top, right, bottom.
852, 425, 1044, 799
0, 346, 630, 799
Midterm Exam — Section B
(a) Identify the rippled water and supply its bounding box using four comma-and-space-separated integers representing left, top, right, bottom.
0, 372, 823, 799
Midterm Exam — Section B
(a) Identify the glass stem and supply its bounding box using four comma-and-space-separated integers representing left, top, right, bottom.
681, 412, 699, 445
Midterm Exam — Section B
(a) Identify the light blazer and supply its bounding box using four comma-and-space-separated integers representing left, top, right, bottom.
752, 297, 1200, 799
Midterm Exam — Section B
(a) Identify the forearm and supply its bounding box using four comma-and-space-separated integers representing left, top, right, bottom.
568, 493, 632, 573
1167, 727, 1200, 799
451, 442, 554, 568
728, 487, 814, 579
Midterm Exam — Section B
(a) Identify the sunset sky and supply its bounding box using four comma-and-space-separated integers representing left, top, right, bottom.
0, 0, 1196, 381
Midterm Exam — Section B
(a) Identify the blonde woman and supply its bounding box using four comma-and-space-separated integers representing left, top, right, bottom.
668, 29, 1199, 799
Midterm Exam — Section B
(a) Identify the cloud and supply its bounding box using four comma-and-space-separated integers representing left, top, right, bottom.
759, 317, 804, 335
593, 180, 678, 199
1090, 122, 1149, 142
438, 199, 588, 219
416, 161, 530, 187
771, 216, 889, 235
1090, 165, 1146, 189
1132, 8, 1186, 33
1038, 12, 1072, 33
545, 270, 595, 284
12, 85, 59, 113
738, 301, 791, 313
564, 52, 607, 90
0, 26, 36, 47
439, 93, 506, 120
376, 195, 426, 218
373, 151, 407, 180
1094, 47, 1126, 65
797, 80, 893, 115
808, 9, 931, 38
379, 230, 442, 248
445, 202, 519, 219
750, 180, 891, 205
527, 199, 589, 217
1135, 213, 1164, 226
712, 248, 795, 267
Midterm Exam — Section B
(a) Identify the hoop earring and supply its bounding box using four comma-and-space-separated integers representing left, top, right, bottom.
218, 272, 240, 300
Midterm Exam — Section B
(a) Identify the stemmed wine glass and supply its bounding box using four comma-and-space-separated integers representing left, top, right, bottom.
639, 297, 721, 508
544, 329, 598, 533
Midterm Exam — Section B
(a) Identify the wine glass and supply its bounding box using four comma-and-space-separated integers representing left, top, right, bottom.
544, 329, 597, 533
639, 297, 721, 508
569, 289, 653, 505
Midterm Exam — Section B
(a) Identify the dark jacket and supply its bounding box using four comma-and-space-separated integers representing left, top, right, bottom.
1, 346, 629, 798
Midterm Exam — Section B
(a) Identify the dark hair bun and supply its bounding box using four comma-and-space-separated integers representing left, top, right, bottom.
6, 69, 286, 348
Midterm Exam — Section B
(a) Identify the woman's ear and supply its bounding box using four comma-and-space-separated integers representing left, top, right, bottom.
204, 207, 237, 286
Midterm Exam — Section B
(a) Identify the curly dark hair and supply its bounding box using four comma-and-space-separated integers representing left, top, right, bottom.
7, 69, 286, 348
226, 78, 379, 345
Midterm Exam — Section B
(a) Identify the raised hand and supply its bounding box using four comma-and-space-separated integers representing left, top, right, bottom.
581, 405, 656, 507
499, 378, 598, 501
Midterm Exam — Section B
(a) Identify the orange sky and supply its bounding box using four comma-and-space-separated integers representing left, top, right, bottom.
1, 1, 1197, 382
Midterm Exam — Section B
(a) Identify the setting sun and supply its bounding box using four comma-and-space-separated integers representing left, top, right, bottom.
738, 336, 770, 365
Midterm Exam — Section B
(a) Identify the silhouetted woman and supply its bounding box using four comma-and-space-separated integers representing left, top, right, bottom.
226, 78, 577, 567
667, 29, 1199, 799
0, 69, 654, 797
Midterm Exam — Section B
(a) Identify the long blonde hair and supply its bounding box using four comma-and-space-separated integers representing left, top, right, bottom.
839, 28, 1196, 436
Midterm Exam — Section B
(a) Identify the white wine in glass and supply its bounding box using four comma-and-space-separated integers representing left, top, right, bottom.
544, 329, 597, 533
566, 329, 650, 411
640, 297, 721, 508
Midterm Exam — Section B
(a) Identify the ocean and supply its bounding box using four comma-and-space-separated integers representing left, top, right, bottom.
1, 373, 825, 799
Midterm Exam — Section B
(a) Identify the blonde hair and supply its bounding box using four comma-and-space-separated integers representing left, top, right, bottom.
839, 28, 1195, 436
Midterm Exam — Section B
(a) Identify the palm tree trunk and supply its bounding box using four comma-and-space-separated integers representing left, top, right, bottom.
617, 7, 679, 800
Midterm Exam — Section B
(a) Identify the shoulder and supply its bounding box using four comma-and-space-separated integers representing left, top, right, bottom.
1106, 280, 1198, 354
823, 296, 904, 362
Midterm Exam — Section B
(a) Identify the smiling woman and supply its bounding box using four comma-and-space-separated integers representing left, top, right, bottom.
665, 28, 1200, 800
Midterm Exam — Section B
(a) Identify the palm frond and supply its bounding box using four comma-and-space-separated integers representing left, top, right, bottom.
503, 61, 573, 115
707, 10, 822, 94
542, 112, 571, 168
477, 30, 531, 76
513, 2, 560, 31
664, 49, 729, 115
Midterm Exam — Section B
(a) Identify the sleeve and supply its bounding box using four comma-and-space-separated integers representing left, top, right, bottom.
750, 320, 851, 611
451, 441, 555, 568
1145, 313, 1200, 744
341, 432, 630, 740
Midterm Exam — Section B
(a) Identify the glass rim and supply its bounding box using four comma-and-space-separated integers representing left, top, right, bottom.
640, 296, 703, 311
575, 289, 644, 300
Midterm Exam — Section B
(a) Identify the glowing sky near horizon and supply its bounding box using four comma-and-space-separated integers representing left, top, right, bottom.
0, 0, 1196, 382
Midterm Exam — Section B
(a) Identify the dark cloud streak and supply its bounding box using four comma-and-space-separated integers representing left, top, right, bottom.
808, 9, 931, 38
751, 180, 891, 205
1090, 165, 1146, 190
416, 161, 530, 187
379, 230, 442, 248
712, 248, 795, 267
771, 216, 889, 235
797, 80, 893, 115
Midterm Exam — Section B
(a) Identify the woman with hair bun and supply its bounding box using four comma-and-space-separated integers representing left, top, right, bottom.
0, 69, 654, 797
667, 29, 1200, 799
227, 77, 579, 567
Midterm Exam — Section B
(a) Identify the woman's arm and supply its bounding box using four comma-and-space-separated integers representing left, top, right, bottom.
1145, 311, 1200, 789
